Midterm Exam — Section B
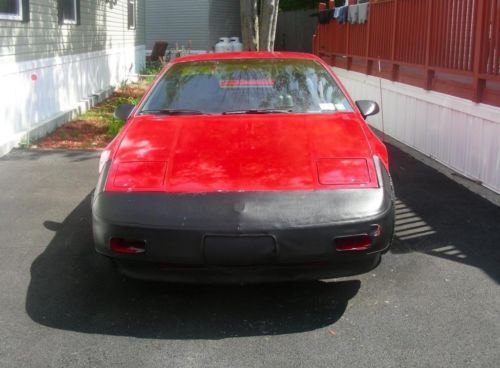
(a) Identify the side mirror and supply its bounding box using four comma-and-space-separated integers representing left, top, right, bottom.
114, 104, 135, 121
355, 100, 380, 119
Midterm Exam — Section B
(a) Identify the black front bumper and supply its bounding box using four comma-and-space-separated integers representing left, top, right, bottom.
113, 255, 382, 284
92, 159, 394, 283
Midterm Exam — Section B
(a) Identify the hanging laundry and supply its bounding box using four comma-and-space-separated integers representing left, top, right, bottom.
358, 2, 369, 24
329, 7, 335, 20
318, 10, 330, 24
348, 4, 359, 24
336, 5, 348, 24
334, 7, 342, 19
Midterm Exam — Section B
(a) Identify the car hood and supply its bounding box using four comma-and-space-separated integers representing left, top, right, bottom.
106, 113, 378, 192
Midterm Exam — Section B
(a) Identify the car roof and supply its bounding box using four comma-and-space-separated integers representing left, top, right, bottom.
171, 51, 322, 64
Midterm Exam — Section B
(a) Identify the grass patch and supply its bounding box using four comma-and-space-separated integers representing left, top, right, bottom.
107, 117, 125, 138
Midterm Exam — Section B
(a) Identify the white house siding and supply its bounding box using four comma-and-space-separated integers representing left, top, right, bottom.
0, 0, 146, 156
333, 67, 500, 195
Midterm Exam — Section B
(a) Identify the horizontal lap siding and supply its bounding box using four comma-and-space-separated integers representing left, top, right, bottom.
208, 0, 241, 50
135, 0, 145, 46
145, 0, 209, 51
0, 0, 142, 63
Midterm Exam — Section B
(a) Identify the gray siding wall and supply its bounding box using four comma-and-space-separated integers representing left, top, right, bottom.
0, 0, 145, 64
145, 0, 210, 51
145, 0, 240, 51
136, 0, 146, 48
208, 0, 240, 50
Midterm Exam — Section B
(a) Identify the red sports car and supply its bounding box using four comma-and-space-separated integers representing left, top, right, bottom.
92, 52, 395, 283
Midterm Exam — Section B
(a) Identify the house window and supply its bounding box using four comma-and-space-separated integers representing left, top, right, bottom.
0, 0, 27, 21
127, 0, 136, 29
59, 0, 79, 25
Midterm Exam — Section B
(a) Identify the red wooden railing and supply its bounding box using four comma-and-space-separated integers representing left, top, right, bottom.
313, 0, 500, 107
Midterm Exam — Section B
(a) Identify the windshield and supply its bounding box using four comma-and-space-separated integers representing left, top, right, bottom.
139, 59, 353, 115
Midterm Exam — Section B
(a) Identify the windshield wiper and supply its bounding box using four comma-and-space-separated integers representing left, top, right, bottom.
139, 109, 206, 115
222, 108, 293, 115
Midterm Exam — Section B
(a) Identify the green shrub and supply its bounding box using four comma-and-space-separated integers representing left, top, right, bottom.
107, 117, 125, 138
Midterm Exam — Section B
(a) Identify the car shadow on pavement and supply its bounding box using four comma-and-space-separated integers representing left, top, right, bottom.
388, 145, 500, 283
25, 194, 360, 339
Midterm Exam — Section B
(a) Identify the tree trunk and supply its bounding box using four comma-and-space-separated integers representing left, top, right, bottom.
259, 0, 280, 51
269, 0, 280, 51
240, 0, 259, 51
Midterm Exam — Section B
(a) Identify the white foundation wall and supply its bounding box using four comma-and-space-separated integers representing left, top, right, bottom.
333, 67, 500, 195
0, 45, 145, 156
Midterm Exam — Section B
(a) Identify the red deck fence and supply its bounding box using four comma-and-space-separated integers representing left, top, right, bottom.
313, 0, 500, 107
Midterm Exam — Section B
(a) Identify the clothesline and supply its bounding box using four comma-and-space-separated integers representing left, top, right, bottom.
319, 1, 370, 25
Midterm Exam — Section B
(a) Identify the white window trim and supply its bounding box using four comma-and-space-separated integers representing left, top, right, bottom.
0, 0, 23, 21
61, 0, 78, 25
128, 0, 136, 30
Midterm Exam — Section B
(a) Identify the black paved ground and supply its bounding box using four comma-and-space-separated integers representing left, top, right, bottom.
0, 146, 498, 367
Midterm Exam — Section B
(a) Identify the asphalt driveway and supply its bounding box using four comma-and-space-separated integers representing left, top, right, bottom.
0, 146, 498, 367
